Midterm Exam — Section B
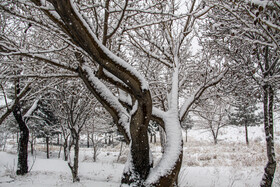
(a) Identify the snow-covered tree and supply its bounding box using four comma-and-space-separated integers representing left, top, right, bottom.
195, 94, 230, 144
181, 115, 193, 143
27, 99, 60, 158
229, 98, 262, 145
201, 0, 280, 185
0, 1, 227, 185
53, 81, 92, 182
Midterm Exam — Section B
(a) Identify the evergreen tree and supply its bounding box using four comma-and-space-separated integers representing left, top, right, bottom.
28, 99, 60, 158
181, 115, 193, 143
230, 99, 262, 145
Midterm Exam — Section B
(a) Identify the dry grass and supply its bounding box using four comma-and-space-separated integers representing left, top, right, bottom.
181, 138, 272, 167
2, 130, 280, 169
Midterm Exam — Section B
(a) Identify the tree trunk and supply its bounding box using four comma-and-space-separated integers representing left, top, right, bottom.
73, 135, 80, 182
111, 134, 114, 146
261, 85, 276, 187
185, 129, 188, 143
105, 134, 107, 145
17, 132, 19, 144
214, 137, 218, 145
117, 141, 123, 162
92, 138, 98, 162
151, 146, 183, 187
2, 133, 7, 151
46, 136, 50, 159
109, 135, 112, 145
68, 134, 80, 182
13, 104, 29, 175
121, 99, 152, 186
211, 127, 218, 145
245, 123, 249, 146
159, 127, 166, 153
58, 143, 62, 159
93, 144, 98, 162
30, 135, 34, 156
87, 133, 90, 148
63, 139, 68, 161
57, 134, 60, 145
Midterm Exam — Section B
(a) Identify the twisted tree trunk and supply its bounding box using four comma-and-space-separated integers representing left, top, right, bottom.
121, 93, 152, 186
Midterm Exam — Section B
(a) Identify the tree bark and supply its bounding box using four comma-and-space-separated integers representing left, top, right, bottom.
148, 141, 183, 187
210, 123, 218, 145
261, 85, 276, 187
46, 136, 50, 159
92, 137, 98, 162
63, 139, 68, 161
117, 141, 123, 162
30, 134, 34, 155
57, 134, 60, 145
58, 143, 62, 159
87, 133, 90, 148
245, 123, 249, 146
68, 133, 80, 182
122, 97, 152, 186
13, 104, 29, 175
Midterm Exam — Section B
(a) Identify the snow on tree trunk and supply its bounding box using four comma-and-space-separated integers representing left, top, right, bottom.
145, 111, 183, 187
121, 99, 152, 186
261, 85, 276, 187
68, 133, 80, 183
13, 104, 29, 175
0, 1, 224, 186
145, 65, 183, 186
72, 135, 80, 182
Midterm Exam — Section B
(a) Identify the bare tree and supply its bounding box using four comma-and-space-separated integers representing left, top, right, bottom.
54, 81, 92, 182
195, 95, 230, 144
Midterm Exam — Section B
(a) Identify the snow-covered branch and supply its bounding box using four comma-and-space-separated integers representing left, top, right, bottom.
106, 0, 128, 40
78, 65, 131, 142
0, 74, 78, 79
0, 82, 32, 125
0, 48, 77, 72
124, 14, 189, 32
23, 99, 39, 120
179, 69, 228, 121
128, 33, 173, 68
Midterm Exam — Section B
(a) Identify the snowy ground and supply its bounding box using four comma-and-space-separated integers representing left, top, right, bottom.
0, 125, 280, 187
